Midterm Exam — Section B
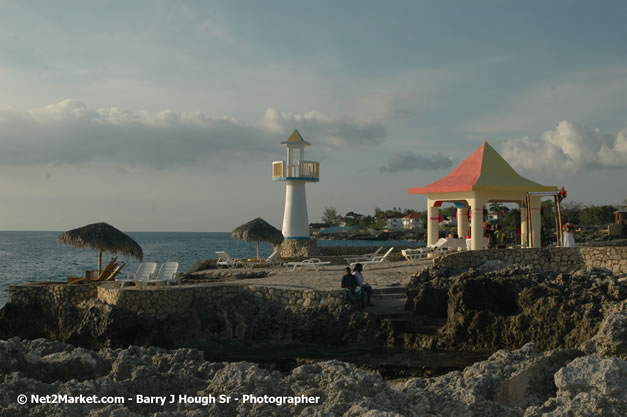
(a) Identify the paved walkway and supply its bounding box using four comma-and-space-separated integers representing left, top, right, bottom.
232, 259, 433, 290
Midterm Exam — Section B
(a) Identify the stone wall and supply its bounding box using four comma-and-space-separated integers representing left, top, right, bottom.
8, 282, 97, 310
435, 247, 627, 275
97, 283, 346, 314
579, 247, 627, 273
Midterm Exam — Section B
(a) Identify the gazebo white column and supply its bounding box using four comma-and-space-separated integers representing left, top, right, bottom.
457, 207, 469, 238
469, 198, 485, 250
530, 195, 542, 248
520, 202, 528, 247
427, 200, 440, 247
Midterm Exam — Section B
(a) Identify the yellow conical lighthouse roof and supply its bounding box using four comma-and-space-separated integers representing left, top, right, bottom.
281, 129, 310, 146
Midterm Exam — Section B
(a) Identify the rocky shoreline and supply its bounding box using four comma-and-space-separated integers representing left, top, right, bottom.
1, 256, 626, 415
1, 336, 625, 416
405, 264, 627, 352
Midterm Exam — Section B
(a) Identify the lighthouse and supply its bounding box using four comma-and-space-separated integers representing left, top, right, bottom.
272, 130, 319, 239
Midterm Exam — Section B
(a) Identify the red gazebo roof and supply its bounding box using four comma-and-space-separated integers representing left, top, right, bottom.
409, 142, 556, 194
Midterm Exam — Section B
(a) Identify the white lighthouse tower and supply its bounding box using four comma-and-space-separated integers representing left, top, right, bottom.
272, 130, 319, 239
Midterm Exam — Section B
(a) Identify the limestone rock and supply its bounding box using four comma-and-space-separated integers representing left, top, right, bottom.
0, 338, 625, 417
524, 354, 627, 417
579, 300, 627, 359
405, 265, 626, 352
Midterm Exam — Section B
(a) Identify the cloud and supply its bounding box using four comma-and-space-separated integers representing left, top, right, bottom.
467, 67, 627, 137
501, 121, 627, 173
261, 107, 386, 148
0, 99, 385, 168
378, 152, 454, 173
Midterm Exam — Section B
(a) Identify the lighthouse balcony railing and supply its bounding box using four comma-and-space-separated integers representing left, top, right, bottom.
272, 161, 319, 181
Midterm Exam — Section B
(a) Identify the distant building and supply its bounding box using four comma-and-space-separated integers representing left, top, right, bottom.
402, 213, 424, 230
486, 212, 503, 222
386, 216, 404, 231
615, 207, 627, 225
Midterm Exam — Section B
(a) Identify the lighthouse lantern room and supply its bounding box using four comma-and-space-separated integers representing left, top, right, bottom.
272, 130, 319, 239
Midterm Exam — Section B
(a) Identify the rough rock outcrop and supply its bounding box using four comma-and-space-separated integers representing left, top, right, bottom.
1, 338, 625, 416
406, 265, 626, 351
0, 294, 384, 352
579, 300, 627, 359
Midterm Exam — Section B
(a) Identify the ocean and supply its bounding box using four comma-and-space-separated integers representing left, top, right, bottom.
0, 231, 424, 307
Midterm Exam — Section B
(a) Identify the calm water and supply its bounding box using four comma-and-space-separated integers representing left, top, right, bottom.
0, 231, 424, 307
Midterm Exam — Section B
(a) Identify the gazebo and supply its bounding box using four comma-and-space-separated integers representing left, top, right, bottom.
409, 142, 557, 250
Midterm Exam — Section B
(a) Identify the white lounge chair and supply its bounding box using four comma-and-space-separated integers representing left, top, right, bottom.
401, 248, 429, 261
243, 250, 282, 268
150, 262, 180, 286
404, 238, 450, 260
263, 250, 282, 267
216, 251, 243, 268
116, 262, 158, 287
284, 258, 331, 271
343, 247, 384, 265
430, 238, 450, 257
350, 247, 394, 268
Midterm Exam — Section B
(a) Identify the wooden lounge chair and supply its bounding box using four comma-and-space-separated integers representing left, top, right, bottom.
150, 262, 181, 286
343, 247, 384, 265
350, 247, 394, 268
216, 251, 243, 268
284, 258, 331, 271
116, 262, 157, 288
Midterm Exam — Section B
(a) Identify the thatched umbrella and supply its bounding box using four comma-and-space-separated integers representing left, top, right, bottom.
232, 217, 284, 259
57, 222, 143, 274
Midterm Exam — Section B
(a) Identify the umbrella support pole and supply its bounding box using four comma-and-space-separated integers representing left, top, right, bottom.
98, 251, 102, 275
257, 241, 260, 260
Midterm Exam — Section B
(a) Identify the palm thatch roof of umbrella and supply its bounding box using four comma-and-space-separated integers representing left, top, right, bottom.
232, 217, 284, 259
58, 222, 143, 273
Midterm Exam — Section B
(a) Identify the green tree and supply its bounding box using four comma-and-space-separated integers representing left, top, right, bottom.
344, 211, 363, 227
359, 215, 376, 229
488, 202, 508, 214
561, 201, 583, 225
321, 206, 340, 225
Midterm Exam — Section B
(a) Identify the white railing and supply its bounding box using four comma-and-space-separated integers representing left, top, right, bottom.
272, 161, 319, 180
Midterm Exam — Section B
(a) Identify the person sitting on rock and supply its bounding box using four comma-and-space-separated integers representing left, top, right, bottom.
352, 263, 374, 306
341, 266, 362, 306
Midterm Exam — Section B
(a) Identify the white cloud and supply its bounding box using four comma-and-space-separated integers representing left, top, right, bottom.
0, 100, 385, 168
501, 121, 627, 173
468, 68, 627, 136
261, 107, 386, 148
378, 152, 454, 173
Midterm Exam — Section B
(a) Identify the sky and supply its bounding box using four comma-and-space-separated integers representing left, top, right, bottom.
1, 0, 626, 232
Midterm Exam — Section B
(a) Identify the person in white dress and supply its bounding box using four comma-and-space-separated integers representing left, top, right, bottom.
563, 223, 576, 247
